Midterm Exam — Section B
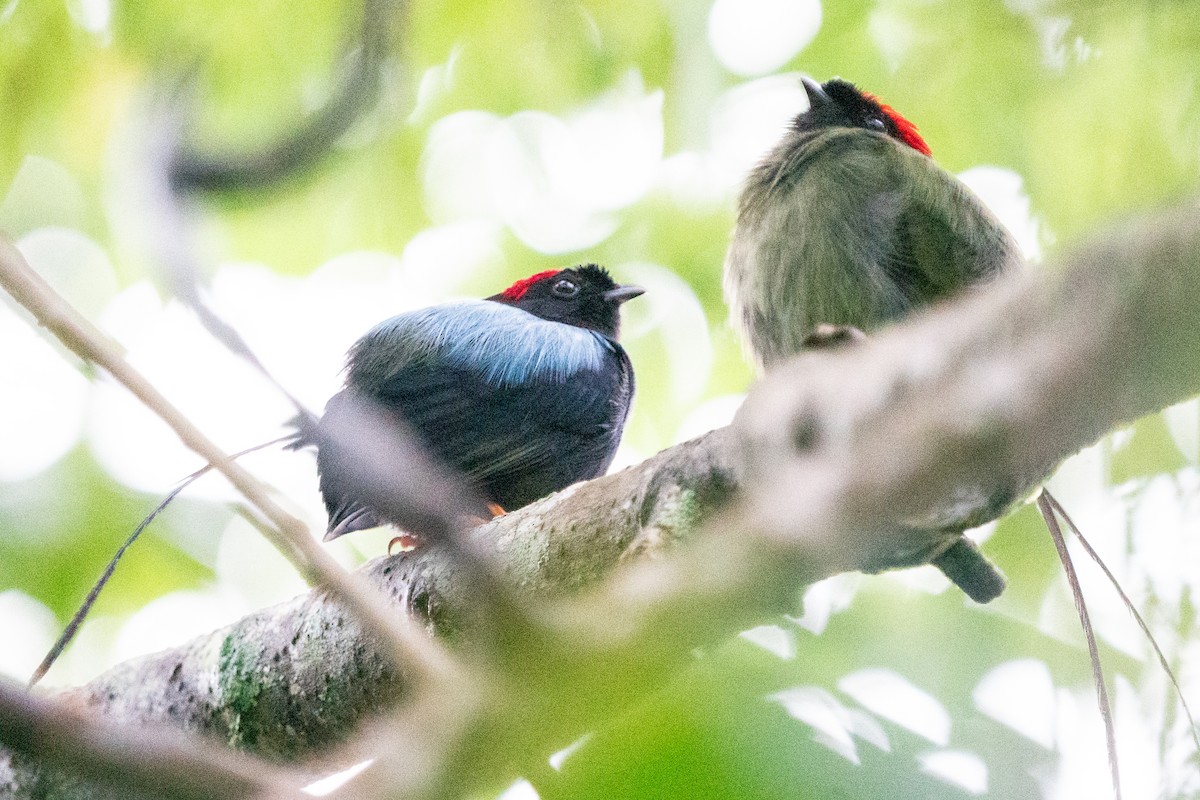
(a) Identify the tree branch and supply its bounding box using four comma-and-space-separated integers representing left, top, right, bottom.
0, 680, 299, 800
167, 0, 402, 194
0, 235, 461, 695
3, 200, 1198, 797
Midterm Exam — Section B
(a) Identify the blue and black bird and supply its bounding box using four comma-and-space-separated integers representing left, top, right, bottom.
30, 266, 640, 686
306, 264, 643, 540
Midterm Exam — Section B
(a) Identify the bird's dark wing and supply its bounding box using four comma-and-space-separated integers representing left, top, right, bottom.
879, 143, 1026, 307
365, 344, 633, 507
317, 302, 634, 538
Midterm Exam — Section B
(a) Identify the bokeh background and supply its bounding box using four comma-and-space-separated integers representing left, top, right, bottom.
2, 1, 1200, 798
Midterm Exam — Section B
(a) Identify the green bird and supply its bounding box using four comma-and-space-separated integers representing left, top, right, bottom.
724, 76, 1023, 369
725, 77, 1028, 603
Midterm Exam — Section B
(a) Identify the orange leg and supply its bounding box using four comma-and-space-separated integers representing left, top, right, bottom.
387, 533, 421, 555
389, 503, 508, 553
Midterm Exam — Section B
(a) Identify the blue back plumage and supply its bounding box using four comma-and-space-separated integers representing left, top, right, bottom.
349, 299, 613, 389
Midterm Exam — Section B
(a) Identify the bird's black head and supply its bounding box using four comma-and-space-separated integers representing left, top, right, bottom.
488, 264, 644, 339
796, 77, 932, 157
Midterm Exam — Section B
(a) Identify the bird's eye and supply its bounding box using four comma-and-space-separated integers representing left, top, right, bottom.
866, 117, 886, 132
552, 278, 580, 298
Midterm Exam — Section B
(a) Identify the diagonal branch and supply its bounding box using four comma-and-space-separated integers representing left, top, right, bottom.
0, 235, 459, 693
0, 679, 299, 800
2, 200, 1198, 798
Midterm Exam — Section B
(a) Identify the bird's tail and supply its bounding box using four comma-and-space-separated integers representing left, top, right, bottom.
282, 409, 320, 451
28, 434, 299, 688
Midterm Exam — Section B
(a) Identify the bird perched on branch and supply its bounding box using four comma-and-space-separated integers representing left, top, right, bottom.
724, 76, 1023, 368
30, 268, 640, 685
724, 77, 1026, 603
297, 264, 643, 541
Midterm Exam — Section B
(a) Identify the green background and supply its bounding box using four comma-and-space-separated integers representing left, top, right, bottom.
2, 1, 1199, 797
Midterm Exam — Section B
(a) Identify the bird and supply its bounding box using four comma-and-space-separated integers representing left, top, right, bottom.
298, 264, 644, 541
724, 76, 1024, 369
723, 76, 1026, 603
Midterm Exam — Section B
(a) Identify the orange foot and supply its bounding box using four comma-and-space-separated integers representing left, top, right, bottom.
461, 503, 508, 528
388, 533, 421, 555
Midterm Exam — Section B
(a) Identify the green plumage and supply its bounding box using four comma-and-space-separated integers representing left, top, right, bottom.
725, 84, 1024, 369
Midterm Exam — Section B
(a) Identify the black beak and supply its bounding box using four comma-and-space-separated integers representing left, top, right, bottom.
801, 76, 831, 111
603, 285, 645, 305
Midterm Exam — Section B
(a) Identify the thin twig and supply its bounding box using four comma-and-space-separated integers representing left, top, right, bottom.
1045, 490, 1200, 756
28, 436, 295, 688
0, 235, 461, 691
135, 0, 487, 558
1038, 490, 1122, 800
142, 0, 402, 419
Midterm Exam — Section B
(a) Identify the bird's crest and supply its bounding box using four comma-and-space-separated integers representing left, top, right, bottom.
862, 90, 931, 157
501, 270, 559, 301
501, 264, 618, 301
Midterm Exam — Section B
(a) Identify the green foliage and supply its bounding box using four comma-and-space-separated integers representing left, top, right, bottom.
0, 447, 211, 617
2, 0, 1200, 797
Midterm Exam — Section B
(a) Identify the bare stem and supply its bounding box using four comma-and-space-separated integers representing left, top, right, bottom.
0, 235, 462, 691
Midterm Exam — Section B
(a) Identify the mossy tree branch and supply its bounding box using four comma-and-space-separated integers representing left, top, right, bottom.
1, 201, 1199, 798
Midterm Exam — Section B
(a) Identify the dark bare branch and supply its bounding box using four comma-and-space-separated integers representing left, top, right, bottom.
167, 0, 401, 193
